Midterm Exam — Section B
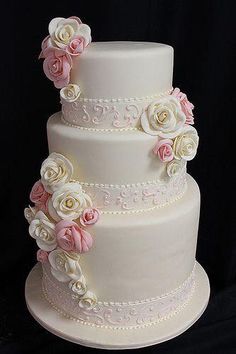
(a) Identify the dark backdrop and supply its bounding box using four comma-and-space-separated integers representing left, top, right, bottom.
2, 0, 236, 353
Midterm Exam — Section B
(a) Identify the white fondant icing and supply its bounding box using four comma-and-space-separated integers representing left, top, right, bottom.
70, 42, 173, 98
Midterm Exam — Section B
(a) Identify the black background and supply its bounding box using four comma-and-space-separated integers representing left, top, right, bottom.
2, 0, 236, 353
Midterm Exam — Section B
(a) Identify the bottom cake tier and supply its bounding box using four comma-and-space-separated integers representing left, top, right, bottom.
41, 175, 200, 329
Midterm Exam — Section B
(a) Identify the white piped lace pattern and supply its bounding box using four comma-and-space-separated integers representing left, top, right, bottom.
42, 262, 196, 329
61, 89, 173, 131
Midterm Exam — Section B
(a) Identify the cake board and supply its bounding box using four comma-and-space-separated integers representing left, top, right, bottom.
25, 262, 210, 350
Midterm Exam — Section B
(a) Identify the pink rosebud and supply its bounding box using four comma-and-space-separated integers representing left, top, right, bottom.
153, 139, 174, 162
55, 220, 93, 253
43, 48, 72, 89
80, 208, 100, 227
172, 88, 194, 125
37, 249, 49, 263
67, 36, 85, 56
30, 180, 49, 212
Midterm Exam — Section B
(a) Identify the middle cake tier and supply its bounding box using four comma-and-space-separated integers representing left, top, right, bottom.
47, 113, 187, 213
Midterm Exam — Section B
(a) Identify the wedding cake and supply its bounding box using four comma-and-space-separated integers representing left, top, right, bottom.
24, 16, 210, 349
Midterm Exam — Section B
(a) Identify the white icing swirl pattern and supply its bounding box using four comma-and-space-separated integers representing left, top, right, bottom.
42, 262, 196, 329
61, 89, 172, 130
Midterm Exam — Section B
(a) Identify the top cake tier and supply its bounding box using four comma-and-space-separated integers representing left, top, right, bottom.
60, 42, 174, 130
69, 42, 173, 98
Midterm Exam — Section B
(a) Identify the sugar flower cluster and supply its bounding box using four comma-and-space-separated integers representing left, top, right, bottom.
24, 153, 99, 309
141, 88, 199, 177
39, 17, 91, 88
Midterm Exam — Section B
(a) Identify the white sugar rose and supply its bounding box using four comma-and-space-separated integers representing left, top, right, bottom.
40, 153, 73, 193
24, 205, 37, 224
173, 126, 199, 161
48, 182, 92, 221
49, 17, 91, 49
79, 291, 97, 310
167, 160, 185, 177
48, 248, 82, 282
141, 96, 185, 138
69, 276, 87, 296
29, 211, 56, 251
60, 84, 81, 102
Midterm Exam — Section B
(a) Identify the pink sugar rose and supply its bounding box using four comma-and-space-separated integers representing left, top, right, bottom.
30, 180, 49, 212
39, 35, 54, 59
37, 249, 49, 263
80, 208, 100, 227
172, 88, 194, 125
43, 48, 72, 89
55, 220, 93, 253
67, 36, 85, 56
153, 139, 174, 162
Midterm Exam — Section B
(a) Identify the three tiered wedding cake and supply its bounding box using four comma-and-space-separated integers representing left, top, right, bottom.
24, 16, 210, 349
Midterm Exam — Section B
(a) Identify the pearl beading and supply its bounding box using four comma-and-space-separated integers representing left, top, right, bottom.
61, 89, 173, 131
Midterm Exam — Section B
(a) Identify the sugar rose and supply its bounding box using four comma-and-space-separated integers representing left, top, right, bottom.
80, 208, 100, 227
30, 180, 49, 212
69, 276, 87, 296
167, 160, 185, 177
43, 47, 72, 89
40, 153, 73, 194
173, 126, 199, 161
153, 139, 174, 162
48, 17, 91, 51
24, 205, 37, 224
48, 182, 92, 221
29, 211, 56, 251
67, 37, 85, 56
172, 88, 194, 125
55, 220, 93, 253
79, 291, 97, 310
48, 248, 82, 282
37, 249, 49, 263
60, 84, 81, 102
141, 96, 185, 138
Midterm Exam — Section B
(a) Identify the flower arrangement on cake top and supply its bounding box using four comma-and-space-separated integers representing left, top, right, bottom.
24, 153, 100, 309
39, 17, 91, 88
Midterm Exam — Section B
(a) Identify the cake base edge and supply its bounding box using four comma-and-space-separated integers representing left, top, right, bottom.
25, 262, 210, 350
